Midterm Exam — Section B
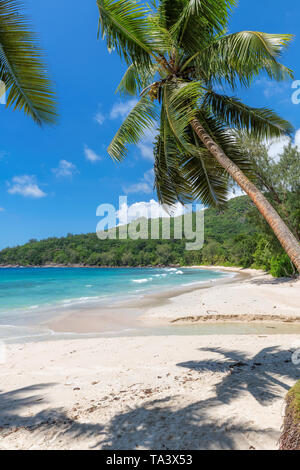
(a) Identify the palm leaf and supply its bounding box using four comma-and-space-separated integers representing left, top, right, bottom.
196, 110, 254, 178
171, 0, 236, 51
154, 107, 192, 206
108, 95, 157, 161
97, 0, 154, 67
147, 13, 175, 55
154, 132, 185, 206
162, 80, 200, 149
186, 31, 294, 89
0, 0, 57, 125
116, 62, 157, 96
181, 149, 229, 207
203, 90, 294, 138
157, 87, 233, 208
103, 0, 294, 213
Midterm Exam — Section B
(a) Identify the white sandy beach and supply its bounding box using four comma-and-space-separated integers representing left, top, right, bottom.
142, 267, 300, 324
1, 268, 300, 450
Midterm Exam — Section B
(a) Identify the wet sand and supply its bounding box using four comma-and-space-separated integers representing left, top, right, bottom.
46, 268, 300, 335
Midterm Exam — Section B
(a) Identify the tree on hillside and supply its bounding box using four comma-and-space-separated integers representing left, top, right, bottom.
97, 0, 300, 273
0, 0, 57, 125
237, 134, 300, 241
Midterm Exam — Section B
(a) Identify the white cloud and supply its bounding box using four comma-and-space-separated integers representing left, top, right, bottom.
110, 99, 138, 120
256, 78, 289, 99
228, 187, 246, 200
0, 150, 8, 160
137, 133, 155, 161
143, 169, 154, 185
52, 160, 78, 178
7, 175, 46, 198
266, 129, 300, 161
294, 129, 300, 148
124, 169, 154, 195
137, 142, 154, 160
84, 145, 101, 163
95, 111, 105, 125
117, 199, 186, 225
268, 136, 291, 160
137, 127, 157, 161
124, 182, 153, 195
0, 207, 4, 212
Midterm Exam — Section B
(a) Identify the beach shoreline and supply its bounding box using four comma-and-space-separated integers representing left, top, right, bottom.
44, 267, 245, 334
1, 266, 300, 450
0, 266, 230, 340
44, 266, 300, 335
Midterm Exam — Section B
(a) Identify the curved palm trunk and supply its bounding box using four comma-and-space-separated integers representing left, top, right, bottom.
191, 119, 300, 274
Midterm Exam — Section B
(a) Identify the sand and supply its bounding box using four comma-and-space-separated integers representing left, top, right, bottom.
1, 268, 300, 450
142, 268, 300, 324
46, 268, 300, 334
1, 335, 300, 450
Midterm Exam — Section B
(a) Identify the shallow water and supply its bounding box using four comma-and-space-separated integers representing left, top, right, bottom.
0, 267, 226, 342
1, 267, 299, 344
135, 322, 300, 337
3, 321, 300, 345
0, 267, 224, 311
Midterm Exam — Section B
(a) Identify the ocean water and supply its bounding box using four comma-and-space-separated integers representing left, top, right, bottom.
0, 267, 226, 342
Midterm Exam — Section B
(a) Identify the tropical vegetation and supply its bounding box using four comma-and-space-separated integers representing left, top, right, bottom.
1, 135, 299, 281
279, 380, 300, 450
0, 0, 57, 125
0, 196, 261, 269
97, 0, 300, 272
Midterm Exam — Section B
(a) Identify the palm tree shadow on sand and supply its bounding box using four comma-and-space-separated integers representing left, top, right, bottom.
99, 396, 275, 450
0, 383, 267, 450
1, 345, 299, 449
0, 384, 106, 447
99, 346, 300, 449
177, 346, 300, 405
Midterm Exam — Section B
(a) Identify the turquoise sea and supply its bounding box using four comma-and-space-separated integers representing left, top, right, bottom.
1, 267, 300, 342
0, 267, 226, 342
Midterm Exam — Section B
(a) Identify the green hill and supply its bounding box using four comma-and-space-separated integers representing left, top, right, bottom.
0, 196, 291, 276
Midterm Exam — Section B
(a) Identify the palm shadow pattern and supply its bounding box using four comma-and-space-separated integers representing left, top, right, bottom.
0, 383, 271, 450
1, 345, 299, 449
99, 395, 273, 450
177, 346, 300, 405
0, 384, 106, 448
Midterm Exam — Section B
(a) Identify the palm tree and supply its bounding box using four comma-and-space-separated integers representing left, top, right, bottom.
97, 0, 300, 273
0, 0, 57, 125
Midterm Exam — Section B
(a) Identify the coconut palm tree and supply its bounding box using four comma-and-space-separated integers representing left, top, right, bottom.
97, 0, 300, 272
0, 0, 57, 125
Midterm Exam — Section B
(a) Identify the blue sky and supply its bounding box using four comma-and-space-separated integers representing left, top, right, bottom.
0, 0, 300, 249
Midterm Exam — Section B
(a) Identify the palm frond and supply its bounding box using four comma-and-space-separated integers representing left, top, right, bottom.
97, 0, 154, 67
171, 0, 236, 50
0, 0, 57, 125
157, 88, 233, 208
154, 133, 186, 206
158, 0, 187, 30
116, 63, 157, 95
196, 110, 254, 178
154, 107, 192, 206
147, 13, 175, 55
181, 147, 229, 207
187, 31, 294, 89
108, 95, 157, 161
203, 90, 294, 138
162, 80, 200, 147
